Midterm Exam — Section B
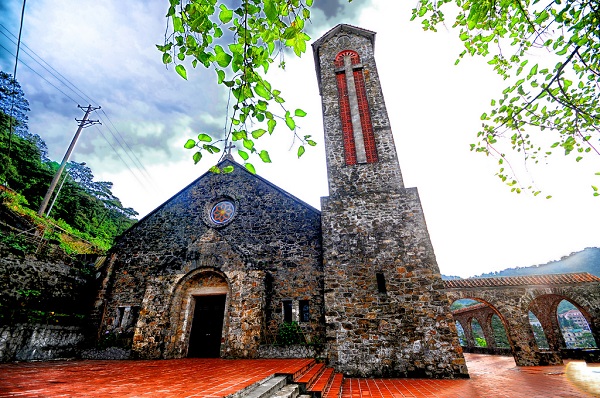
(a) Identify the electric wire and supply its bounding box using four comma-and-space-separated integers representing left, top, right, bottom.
96, 109, 160, 191
0, 29, 157, 188
0, 43, 81, 105
0, 26, 162, 197
0, 25, 92, 104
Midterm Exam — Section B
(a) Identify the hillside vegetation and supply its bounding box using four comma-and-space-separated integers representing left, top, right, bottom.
443, 247, 600, 280
0, 71, 137, 255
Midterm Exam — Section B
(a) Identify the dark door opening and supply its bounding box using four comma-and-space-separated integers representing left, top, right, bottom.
187, 295, 226, 358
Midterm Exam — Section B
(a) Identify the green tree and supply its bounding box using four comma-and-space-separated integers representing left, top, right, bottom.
491, 314, 510, 348
0, 112, 53, 205
0, 71, 29, 139
0, 71, 48, 163
412, 0, 600, 196
159, 0, 316, 173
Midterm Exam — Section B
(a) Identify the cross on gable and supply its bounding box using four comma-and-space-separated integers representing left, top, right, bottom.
224, 142, 236, 155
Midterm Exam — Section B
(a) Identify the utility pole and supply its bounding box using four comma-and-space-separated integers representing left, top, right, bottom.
37, 105, 101, 217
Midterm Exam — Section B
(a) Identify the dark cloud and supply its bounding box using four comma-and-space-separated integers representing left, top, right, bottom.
313, 0, 345, 18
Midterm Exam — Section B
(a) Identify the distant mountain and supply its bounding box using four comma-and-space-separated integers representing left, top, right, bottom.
442, 247, 600, 280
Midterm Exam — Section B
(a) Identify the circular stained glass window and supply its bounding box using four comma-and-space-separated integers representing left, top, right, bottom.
210, 200, 235, 225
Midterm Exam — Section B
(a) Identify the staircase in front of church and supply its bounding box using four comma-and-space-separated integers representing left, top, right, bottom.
231, 360, 343, 398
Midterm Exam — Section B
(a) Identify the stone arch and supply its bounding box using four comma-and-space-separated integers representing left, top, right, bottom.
450, 297, 512, 353
527, 291, 600, 352
445, 275, 600, 366
447, 291, 543, 365
164, 267, 231, 358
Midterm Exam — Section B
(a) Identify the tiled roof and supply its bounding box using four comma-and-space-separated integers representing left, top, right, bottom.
443, 272, 600, 289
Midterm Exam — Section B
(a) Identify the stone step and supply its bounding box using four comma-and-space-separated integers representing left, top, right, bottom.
231, 375, 288, 398
269, 384, 300, 398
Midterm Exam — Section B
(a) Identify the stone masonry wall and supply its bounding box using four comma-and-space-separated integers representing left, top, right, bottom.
0, 241, 94, 362
0, 242, 93, 322
321, 189, 467, 378
0, 324, 84, 362
97, 160, 323, 358
313, 26, 404, 198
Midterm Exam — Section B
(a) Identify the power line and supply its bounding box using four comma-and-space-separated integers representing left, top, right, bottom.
0, 25, 162, 197
0, 43, 80, 104
0, 24, 95, 105
91, 122, 150, 192
96, 109, 160, 192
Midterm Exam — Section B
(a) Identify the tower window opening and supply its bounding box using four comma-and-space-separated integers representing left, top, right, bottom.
283, 300, 293, 323
376, 272, 387, 294
300, 300, 310, 322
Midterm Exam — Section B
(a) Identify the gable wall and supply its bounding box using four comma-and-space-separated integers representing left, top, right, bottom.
96, 163, 323, 358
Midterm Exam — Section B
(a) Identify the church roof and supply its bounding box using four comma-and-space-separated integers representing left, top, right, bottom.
311, 24, 376, 54
119, 157, 320, 237
444, 272, 600, 289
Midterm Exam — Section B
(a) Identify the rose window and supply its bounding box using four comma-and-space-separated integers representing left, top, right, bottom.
210, 200, 235, 225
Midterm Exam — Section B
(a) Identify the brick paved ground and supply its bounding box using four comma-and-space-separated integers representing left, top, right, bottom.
0, 354, 598, 397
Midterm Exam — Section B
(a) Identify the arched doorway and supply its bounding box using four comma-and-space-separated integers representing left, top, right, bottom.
167, 269, 230, 358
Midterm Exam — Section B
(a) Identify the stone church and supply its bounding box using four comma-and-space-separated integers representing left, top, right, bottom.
94, 24, 468, 379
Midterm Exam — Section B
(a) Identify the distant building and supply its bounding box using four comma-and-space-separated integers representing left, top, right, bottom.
561, 309, 591, 332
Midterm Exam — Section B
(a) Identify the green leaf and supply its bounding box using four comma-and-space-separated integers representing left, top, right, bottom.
217, 70, 225, 84
238, 149, 249, 161
232, 130, 247, 141
204, 144, 221, 154
214, 45, 232, 68
297, 145, 305, 158
259, 150, 272, 163
251, 129, 267, 139
184, 139, 196, 149
175, 64, 187, 80
267, 119, 276, 134
244, 163, 256, 174
162, 53, 172, 64
243, 138, 255, 151
294, 109, 307, 117
254, 83, 272, 100
193, 151, 202, 164
197, 133, 212, 142
285, 111, 295, 130
222, 165, 234, 174
263, 0, 277, 22
219, 4, 233, 23
172, 17, 184, 33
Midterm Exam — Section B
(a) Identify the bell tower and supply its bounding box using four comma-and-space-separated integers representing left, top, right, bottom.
313, 25, 468, 378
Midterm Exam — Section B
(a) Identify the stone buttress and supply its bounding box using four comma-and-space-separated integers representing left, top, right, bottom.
313, 24, 468, 378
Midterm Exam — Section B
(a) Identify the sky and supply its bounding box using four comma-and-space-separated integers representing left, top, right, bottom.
1, 0, 599, 278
